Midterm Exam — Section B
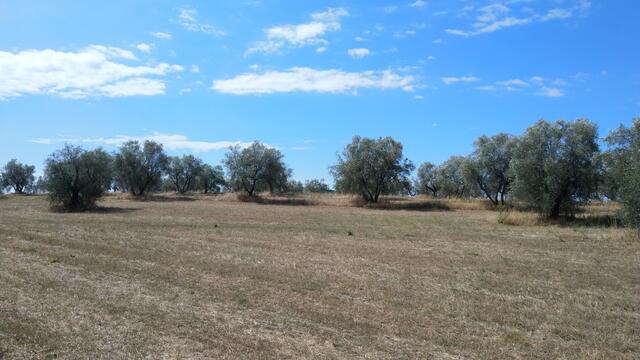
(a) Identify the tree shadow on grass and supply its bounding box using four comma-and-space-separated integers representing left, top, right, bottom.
129, 194, 196, 202
50, 206, 142, 214
87, 206, 142, 214
364, 200, 451, 212
557, 214, 623, 228
237, 194, 319, 206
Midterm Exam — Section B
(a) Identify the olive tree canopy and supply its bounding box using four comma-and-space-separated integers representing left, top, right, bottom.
43, 145, 112, 210
1, 159, 36, 194
223, 141, 289, 196
416, 162, 444, 197
197, 164, 226, 194
166, 155, 203, 194
304, 178, 330, 193
604, 118, 640, 228
331, 136, 414, 203
463, 133, 518, 205
511, 119, 600, 219
113, 140, 168, 196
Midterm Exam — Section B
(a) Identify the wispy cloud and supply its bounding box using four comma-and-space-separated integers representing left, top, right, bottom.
176, 7, 226, 36
246, 7, 348, 55
135, 43, 154, 53
347, 48, 370, 59
0, 45, 183, 99
442, 76, 479, 85
409, 0, 426, 8
476, 76, 566, 97
445, 1, 587, 37
30, 133, 254, 152
211, 67, 415, 95
150, 31, 172, 40
537, 86, 564, 97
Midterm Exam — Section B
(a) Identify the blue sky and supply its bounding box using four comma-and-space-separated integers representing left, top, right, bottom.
1, 0, 639, 181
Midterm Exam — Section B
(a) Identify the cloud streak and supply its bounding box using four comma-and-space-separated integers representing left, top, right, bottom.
445, 1, 587, 37
177, 7, 226, 36
476, 76, 565, 97
30, 133, 254, 152
211, 67, 415, 95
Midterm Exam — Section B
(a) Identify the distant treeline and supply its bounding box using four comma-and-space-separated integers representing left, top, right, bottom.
1, 118, 639, 227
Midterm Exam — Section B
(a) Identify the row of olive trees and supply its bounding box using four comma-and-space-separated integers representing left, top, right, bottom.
410, 118, 639, 222
330, 118, 639, 224
3, 118, 637, 224
2, 139, 332, 210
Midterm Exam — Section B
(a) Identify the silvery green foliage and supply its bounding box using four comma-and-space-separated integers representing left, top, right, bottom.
463, 133, 518, 205
44, 145, 112, 210
331, 136, 414, 203
511, 119, 600, 219
416, 162, 443, 197
113, 140, 169, 196
438, 156, 472, 198
197, 164, 226, 194
604, 118, 640, 228
304, 178, 330, 193
166, 155, 204, 194
223, 141, 289, 196
1, 159, 36, 194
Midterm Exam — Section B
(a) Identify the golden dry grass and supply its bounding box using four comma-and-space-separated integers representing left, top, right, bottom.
0, 194, 638, 359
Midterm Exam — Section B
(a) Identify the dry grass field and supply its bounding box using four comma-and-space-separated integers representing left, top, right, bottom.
0, 194, 638, 359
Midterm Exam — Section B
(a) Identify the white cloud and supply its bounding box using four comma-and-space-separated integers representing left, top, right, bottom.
135, 43, 154, 53
446, 2, 582, 37
30, 133, 255, 152
247, 7, 348, 55
211, 67, 415, 95
442, 76, 479, 85
151, 31, 172, 40
433, 38, 443, 44
410, 0, 427, 8
540, 8, 572, 21
530, 76, 545, 86
190, 65, 200, 73
537, 86, 564, 97
347, 48, 370, 58
413, 95, 424, 100
177, 7, 226, 36
495, 78, 530, 89
99, 78, 166, 97
476, 75, 565, 97
427, 55, 436, 60
0, 45, 183, 99
316, 46, 327, 53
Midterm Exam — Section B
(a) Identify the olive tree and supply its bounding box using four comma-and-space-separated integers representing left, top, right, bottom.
416, 162, 444, 197
43, 145, 112, 210
284, 180, 304, 194
604, 118, 640, 228
331, 136, 414, 203
223, 141, 289, 196
113, 140, 168, 196
1, 159, 36, 194
197, 164, 226, 193
463, 133, 517, 205
438, 156, 471, 198
304, 178, 330, 193
166, 155, 203, 194
511, 119, 600, 219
